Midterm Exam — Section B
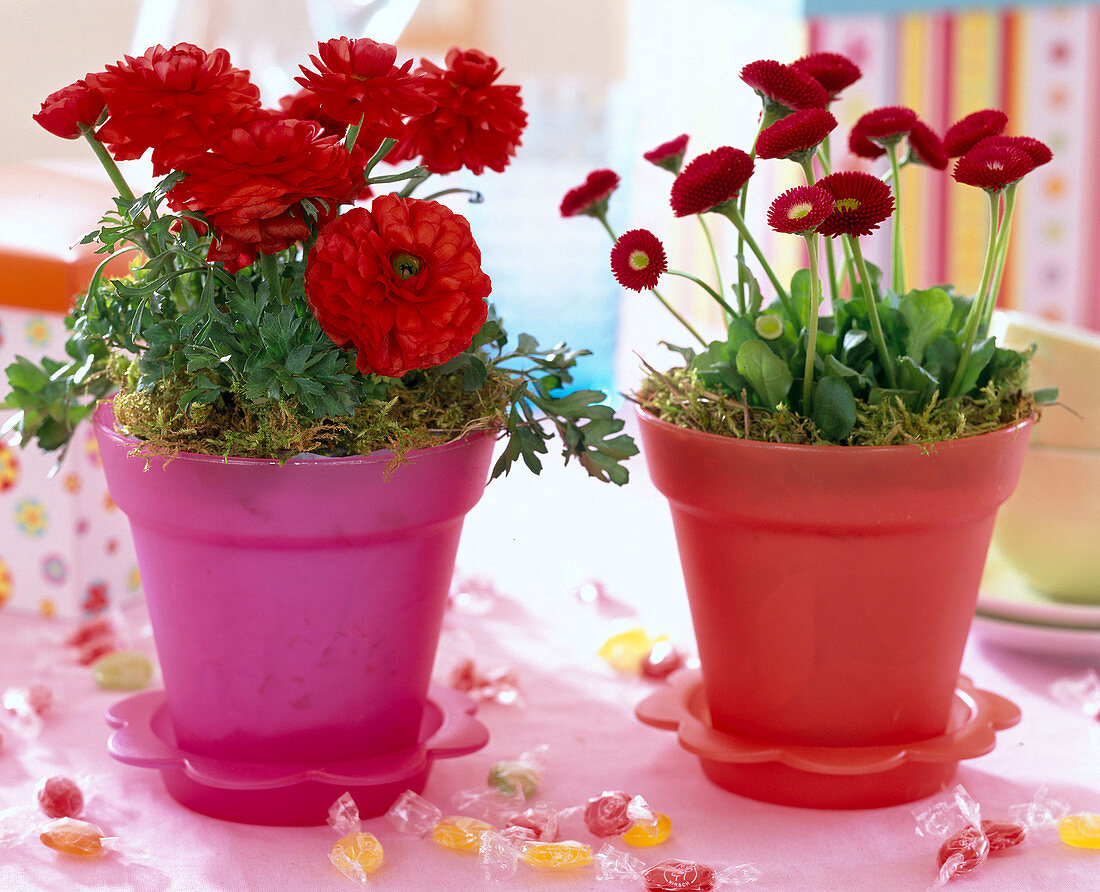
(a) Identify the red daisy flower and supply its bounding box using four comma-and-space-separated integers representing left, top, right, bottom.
791, 52, 862, 99
560, 169, 620, 218
755, 108, 837, 160
973, 134, 1053, 168
907, 120, 948, 170
86, 43, 261, 175
388, 47, 528, 175
644, 134, 690, 173
943, 109, 1008, 158
740, 60, 828, 112
816, 171, 895, 238
610, 229, 667, 291
32, 80, 105, 139
295, 38, 436, 145
848, 126, 886, 160
767, 185, 833, 234
853, 106, 917, 144
305, 195, 491, 377
669, 147, 754, 217
952, 142, 1034, 191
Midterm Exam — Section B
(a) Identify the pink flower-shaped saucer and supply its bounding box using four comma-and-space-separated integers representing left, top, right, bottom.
107, 685, 488, 825
635, 670, 1020, 809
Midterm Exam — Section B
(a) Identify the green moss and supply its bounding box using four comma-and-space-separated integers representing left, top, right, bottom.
111, 363, 510, 464
635, 365, 1036, 446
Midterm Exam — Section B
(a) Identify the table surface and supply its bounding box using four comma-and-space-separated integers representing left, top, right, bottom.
1, 431, 1098, 892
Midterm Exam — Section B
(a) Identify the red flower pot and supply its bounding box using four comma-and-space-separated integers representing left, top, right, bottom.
638, 409, 1033, 751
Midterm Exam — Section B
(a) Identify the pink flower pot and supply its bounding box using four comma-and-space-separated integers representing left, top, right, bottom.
94, 400, 494, 766
637, 409, 1033, 752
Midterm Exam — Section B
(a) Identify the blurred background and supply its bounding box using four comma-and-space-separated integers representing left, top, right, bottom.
3, 0, 1099, 397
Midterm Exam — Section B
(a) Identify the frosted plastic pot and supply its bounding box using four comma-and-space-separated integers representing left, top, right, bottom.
638, 408, 1033, 749
94, 400, 494, 764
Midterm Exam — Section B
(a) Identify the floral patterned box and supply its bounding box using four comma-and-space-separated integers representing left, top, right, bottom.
0, 165, 141, 619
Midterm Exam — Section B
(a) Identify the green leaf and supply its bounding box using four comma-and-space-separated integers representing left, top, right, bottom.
1033, 386, 1059, 404
790, 268, 812, 325
899, 287, 952, 364
812, 376, 856, 440
956, 337, 996, 397
824, 354, 873, 391
462, 355, 488, 391
896, 355, 939, 407
735, 339, 793, 409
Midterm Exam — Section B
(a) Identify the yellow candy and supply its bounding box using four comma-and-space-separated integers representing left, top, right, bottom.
598, 628, 666, 673
39, 817, 106, 858
622, 811, 672, 847
1058, 813, 1100, 848
431, 816, 494, 852
329, 832, 384, 880
93, 651, 154, 691
520, 840, 593, 870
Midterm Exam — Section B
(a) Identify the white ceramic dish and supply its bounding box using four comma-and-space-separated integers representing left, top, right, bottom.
978, 547, 1100, 629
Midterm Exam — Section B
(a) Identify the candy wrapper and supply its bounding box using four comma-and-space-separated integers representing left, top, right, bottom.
1050, 669, 1100, 720
327, 793, 384, 883
1, 683, 54, 743
595, 844, 762, 889
452, 745, 548, 819
914, 786, 1029, 887
1006, 785, 1100, 850
448, 658, 523, 708
479, 829, 594, 880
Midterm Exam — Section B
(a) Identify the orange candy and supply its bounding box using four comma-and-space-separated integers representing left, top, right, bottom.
431, 816, 494, 852
329, 831, 384, 879
1058, 813, 1100, 849
622, 811, 672, 847
39, 817, 106, 857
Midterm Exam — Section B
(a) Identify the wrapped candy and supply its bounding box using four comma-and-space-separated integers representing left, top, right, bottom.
386, 789, 444, 837
599, 628, 666, 674
1057, 813, 1100, 849
431, 816, 494, 852
39, 817, 110, 858
478, 829, 593, 880
594, 844, 762, 889
582, 791, 671, 847
93, 651, 155, 691
1, 687, 44, 741
326, 793, 384, 883
640, 641, 686, 680
504, 802, 561, 842
453, 745, 548, 818
448, 658, 523, 707
1050, 669, 1100, 720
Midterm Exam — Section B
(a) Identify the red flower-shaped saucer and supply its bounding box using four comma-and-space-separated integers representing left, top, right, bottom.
107, 685, 489, 825
636, 670, 1020, 809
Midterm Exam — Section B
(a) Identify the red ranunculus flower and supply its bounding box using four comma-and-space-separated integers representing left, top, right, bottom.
669, 147, 754, 217
610, 229, 667, 291
388, 48, 527, 175
305, 195, 491, 377
33, 80, 105, 139
644, 134, 690, 173
167, 116, 357, 272
767, 185, 833, 234
295, 37, 436, 147
952, 142, 1034, 191
755, 108, 837, 160
907, 121, 948, 170
816, 171, 895, 238
943, 109, 1008, 158
853, 106, 917, 144
791, 52, 862, 99
86, 43, 260, 175
277, 87, 346, 138
740, 60, 828, 112
560, 169, 620, 218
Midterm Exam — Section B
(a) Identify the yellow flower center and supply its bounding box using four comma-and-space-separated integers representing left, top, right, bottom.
391, 252, 422, 279
833, 198, 861, 212
786, 201, 814, 221
628, 249, 651, 271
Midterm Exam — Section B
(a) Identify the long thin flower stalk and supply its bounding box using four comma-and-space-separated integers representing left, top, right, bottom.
697, 215, 726, 314
948, 190, 1001, 396
845, 236, 897, 388
801, 232, 823, 412
886, 141, 905, 295
981, 181, 1019, 332
716, 203, 792, 320
815, 137, 840, 304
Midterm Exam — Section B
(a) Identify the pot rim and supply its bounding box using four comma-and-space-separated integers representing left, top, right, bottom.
93, 397, 498, 469
635, 404, 1036, 456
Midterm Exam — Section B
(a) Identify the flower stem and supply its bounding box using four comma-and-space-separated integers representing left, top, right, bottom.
846, 236, 897, 388
716, 204, 792, 320
801, 233, 822, 413
696, 215, 726, 314
667, 269, 737, 317
886, 141, 905, 295
981, 181, 1019, 332
422, 188, 484, 203
815, 137, 841, 308
377, 166, 428, 188
948, 189, 1001, 397
258, 252, 284, 304
80, 124, 135, 203
344, 114, 364, 153
363, 138, 396, 177
735, 113, 772, 310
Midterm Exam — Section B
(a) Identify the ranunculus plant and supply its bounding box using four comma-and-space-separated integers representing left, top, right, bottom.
564, 53, 1057, 444
9, 38, 637, 483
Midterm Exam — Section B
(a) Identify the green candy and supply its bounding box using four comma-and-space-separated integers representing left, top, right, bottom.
93, 651, 154, 691
488, 760, 540, 798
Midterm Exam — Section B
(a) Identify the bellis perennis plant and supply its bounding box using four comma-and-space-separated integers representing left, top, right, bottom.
7, 38, 637, 484
563, 52, 1056, 444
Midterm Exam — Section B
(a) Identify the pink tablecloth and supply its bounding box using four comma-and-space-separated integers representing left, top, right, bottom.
1, 443, 1098, 891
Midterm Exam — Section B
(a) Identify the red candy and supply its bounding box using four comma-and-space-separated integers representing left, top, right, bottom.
937, 826, 989, 876
641, 641, 686, 680
981, 819, 1026, 851
643, 859, 717, 892
37, 776, 85, 819
583, 791, 633, 837
506, 807, 560, 842
65, 618, 115, 648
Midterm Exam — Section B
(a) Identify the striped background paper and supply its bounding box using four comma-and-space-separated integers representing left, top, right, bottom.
811, 3, 1100, 331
